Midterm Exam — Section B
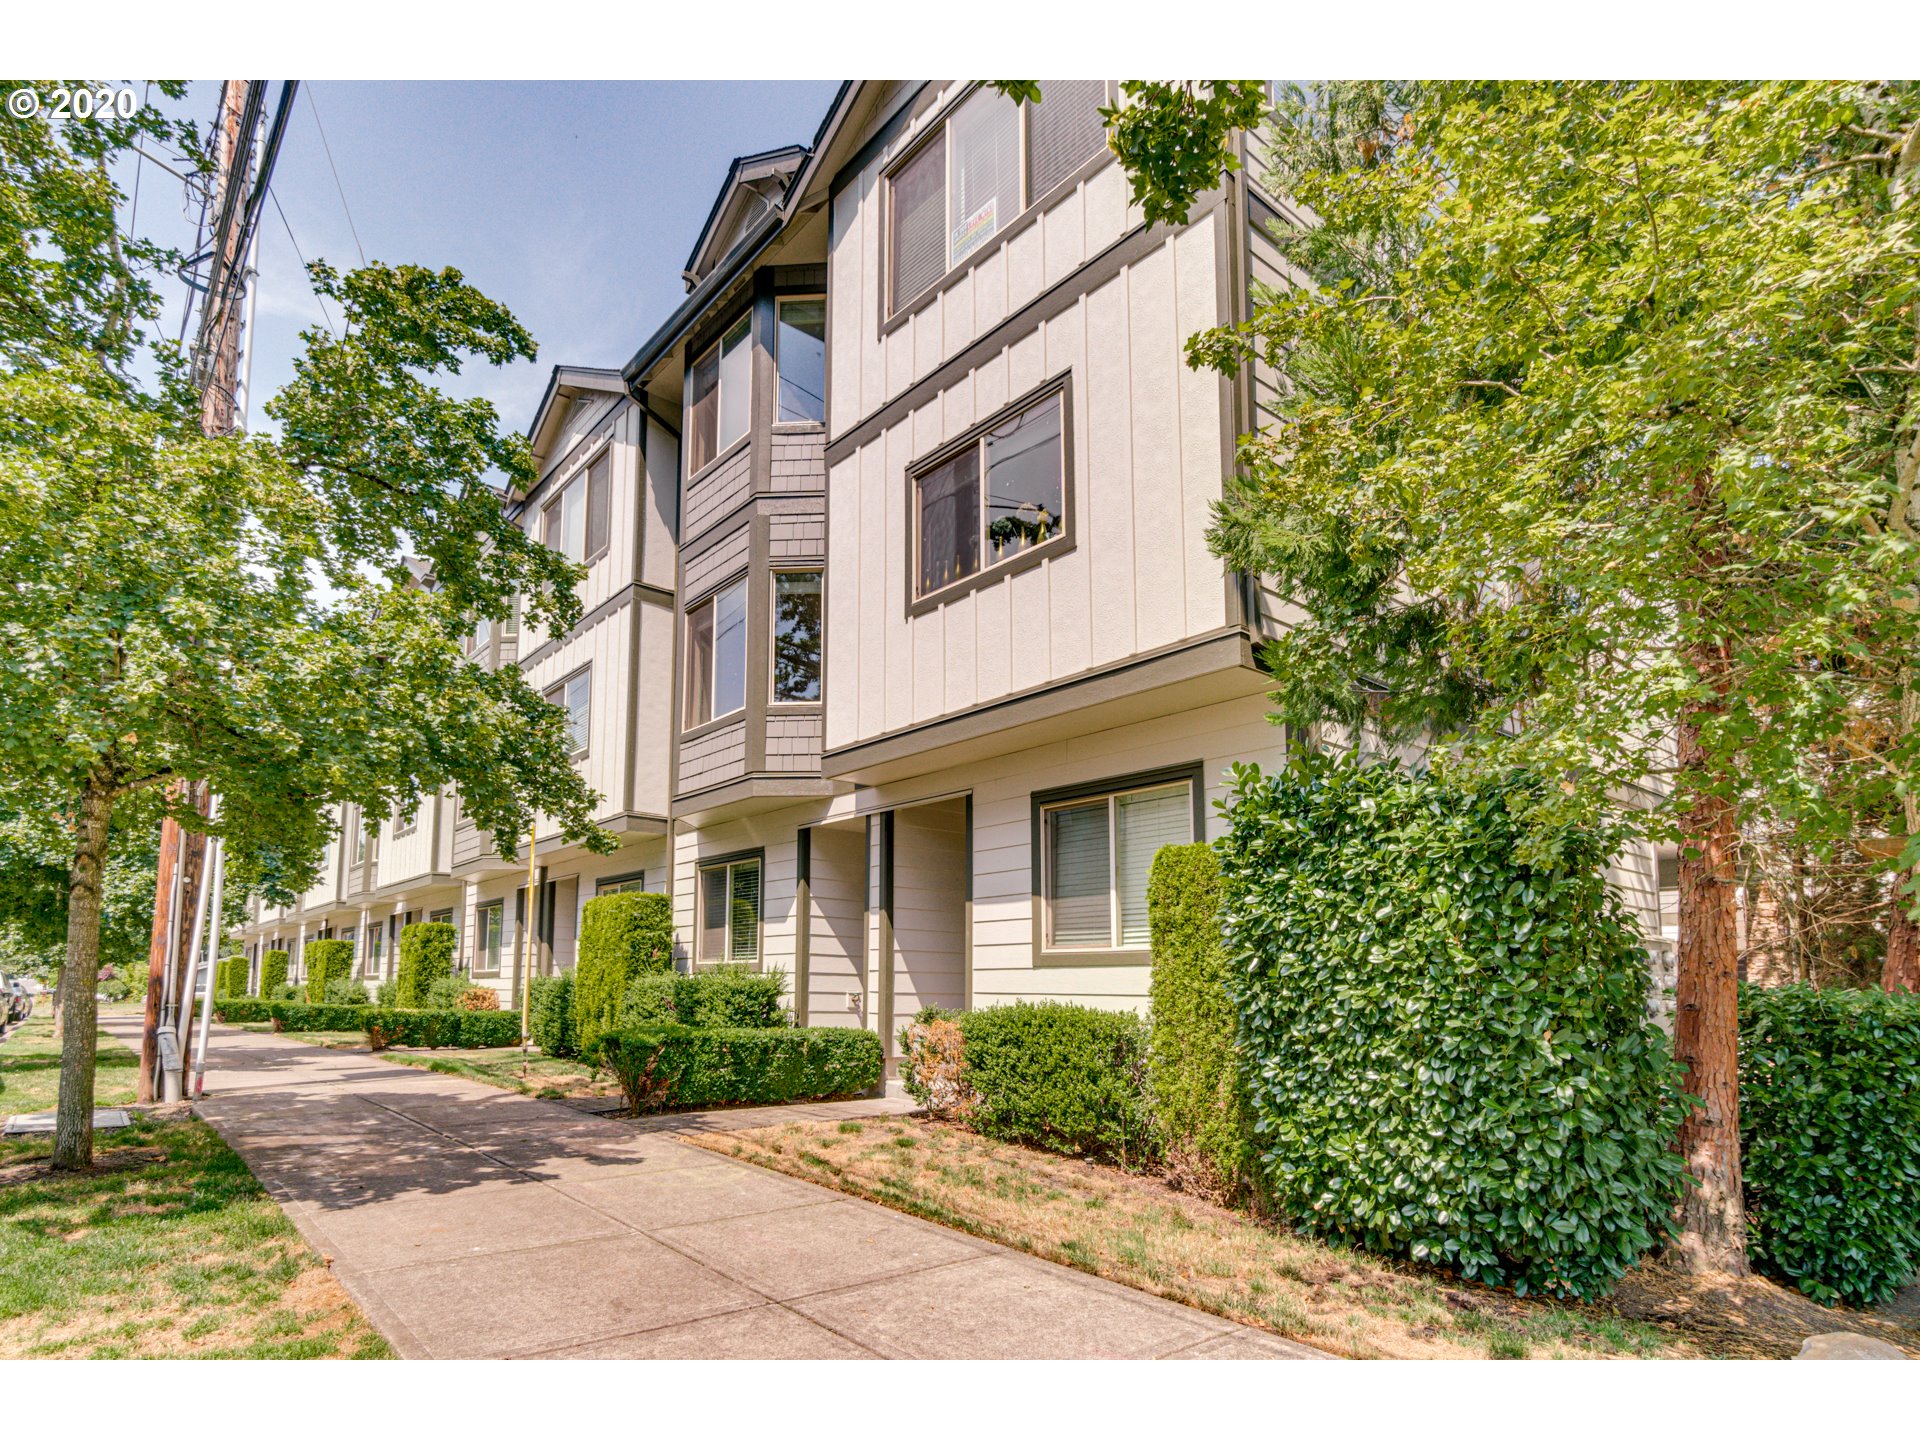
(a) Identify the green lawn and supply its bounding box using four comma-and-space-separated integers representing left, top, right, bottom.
0, 1014, 391, 1358
231, 1020, 618, 1103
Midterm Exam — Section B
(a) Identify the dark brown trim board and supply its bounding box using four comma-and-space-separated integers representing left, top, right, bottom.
794, 825, 812, 1027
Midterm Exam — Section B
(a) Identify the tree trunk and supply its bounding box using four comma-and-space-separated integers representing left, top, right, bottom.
52, 771, 115, 1171
1672, 695, 1750, 1276
1886, 878, 1920, 992
51, 959, 67, 1044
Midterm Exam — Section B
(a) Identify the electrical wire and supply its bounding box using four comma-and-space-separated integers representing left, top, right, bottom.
305, 83, 367, 267
270, 189, 339, 338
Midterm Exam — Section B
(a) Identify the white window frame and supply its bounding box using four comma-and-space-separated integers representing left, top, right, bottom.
769, 567, 824, 706
696, 855, 762, 969
1038, 777, 1194, 954
911, 386, 1067, 603
473, 900, 505, 977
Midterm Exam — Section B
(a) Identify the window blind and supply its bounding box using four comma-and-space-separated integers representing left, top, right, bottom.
1048, 799, 1112, 947
1116, 784, 1193, 947
889, 131, 946, 312
729, 861, 761, 966
949, 88, 1019, 266
585, 454, 609, 559
700, 867, 728, 963
1027, 80, 1108, 201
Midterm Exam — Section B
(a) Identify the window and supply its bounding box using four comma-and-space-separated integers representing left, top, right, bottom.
1040, 778, 1194, 951
888, 82, 1110, 313
394, 800, 418, 838
429, 906, 458, 955
473, 901, 504, 976
771, 570, 822, 703
698, 856, 761, 967
596, 872, 648, 896
585, 453, 610, 561
915, 389, 1065, 599
775, 297, 826, 424
685, 578, 748, 727
545, 667, 591, 757
686, 314, 751, 474
368, 923, 386, 977
543, 474, 585, 563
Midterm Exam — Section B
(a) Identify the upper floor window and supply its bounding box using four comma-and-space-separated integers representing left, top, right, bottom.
775, 297, 826, 424
888, 81, 1111, 315
698, 855, 761, 968
542, 453, 609, 566
545, 667, 591, 758
685, 578, 748, 727
1040, 776, 1194, 952
772, 569, 822, 703
687, 314, 751, 474
914, 387, 1065, 600
393, 800, 418, 838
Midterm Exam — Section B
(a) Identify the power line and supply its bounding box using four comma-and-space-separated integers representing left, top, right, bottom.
305, 83, 366, 267
270, 189, 339, 338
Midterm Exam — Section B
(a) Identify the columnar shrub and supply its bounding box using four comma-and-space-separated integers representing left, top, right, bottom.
953, 1002, 1157, 1166
1218, 754, 1688, 1300
1740, 984, 1920, 1307
573, 891, 674, 1053
302, 939, 355, 1003
529, 973, 576, 1057
396, 921, 457, 1009
620, 968, 787, 1030
589, 1024, 882, 1114
259, 949, 289, 997
1147, 843, 1252, 1201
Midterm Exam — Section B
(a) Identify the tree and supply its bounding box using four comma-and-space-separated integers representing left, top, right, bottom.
1115, 81, 1920, 1275
0, 84, 612, 1169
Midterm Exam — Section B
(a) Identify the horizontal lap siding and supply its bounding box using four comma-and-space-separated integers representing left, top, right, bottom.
824, 210, 1234, 754
806, 824, 866, 1028
671, 809, 811, 979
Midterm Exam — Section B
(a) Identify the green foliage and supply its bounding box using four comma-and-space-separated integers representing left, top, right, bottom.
301, 940, 354, 1004
1102, 81, 1268, 227
1740, 985, 1920, 1307
211, 998, 273, 1024
423, 975, 471, 1011
573, 891, 674, 1054
1146, 843, 1253, 1199
259, 950, 289, 998
322, 977, 370, 1007
1217, 755, 1688, 1300
620, 968, 787, 1031
953, 1003, 1157, 1167
268, 983, 301, 1003
590, 1024, 882, 1115
362, 1007, 518, 1050
213, 954, 248, 999
528, 973, 576, 1058
373, 977, 397, 1008
396, 921, 455, 1009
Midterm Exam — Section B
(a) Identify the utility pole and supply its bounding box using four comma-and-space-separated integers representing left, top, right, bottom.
139, 80, 257, 1100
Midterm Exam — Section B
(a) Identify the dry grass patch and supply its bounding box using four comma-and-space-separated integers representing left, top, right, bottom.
695, 1115, 1725, 1360
378, 1046, 622, 1104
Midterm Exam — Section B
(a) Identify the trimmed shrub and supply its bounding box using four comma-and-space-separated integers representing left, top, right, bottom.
396, 921, 457, 1010
211, 997, 274, 1024
424, 975, 470, 1011
953, 1003, 1157, 1166
1218, 754, 1688, 1301
573, 891, 674, 1053
374, 978, 398, 1008
323, 977, 370, 1007
898, 1010, 973, 1119
529, 973, 577, 1058
621, 968, 787, 1031
456, 986, 499, 1012
1740, 984, 1920, 1307
359, 1007, 521, 1050
1147, 843, 1253, 1201
259, 949, 289, 997
590, 1024, 882, 1114
302, 939, 354, 1003
269, 983, 301, 1003
270, 1001, 368, 1033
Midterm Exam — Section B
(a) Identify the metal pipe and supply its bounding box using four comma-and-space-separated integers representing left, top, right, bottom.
165, 803, 219, 1101
190, 836, 226, 1097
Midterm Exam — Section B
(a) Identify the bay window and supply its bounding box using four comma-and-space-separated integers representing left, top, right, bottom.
687, 314, 751, 474
685, 578, 748, 727
541, 452, 608, 566
775, 297, 826, 424
914, 387, 1065, 600
771, 569, 822, 703
1039, 773, 1197, 953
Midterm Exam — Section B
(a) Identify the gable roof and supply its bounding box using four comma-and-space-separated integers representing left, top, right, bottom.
682, 144, 809, 286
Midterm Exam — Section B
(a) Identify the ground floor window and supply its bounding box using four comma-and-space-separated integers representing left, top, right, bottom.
597, 871, 648, 895
1038, 771, 1197, 953
473, 901, 504, 976
698, 856, 761, 968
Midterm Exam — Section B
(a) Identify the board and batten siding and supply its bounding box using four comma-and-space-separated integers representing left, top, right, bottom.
519, 602, 637, 836
824, 208, 1235, 754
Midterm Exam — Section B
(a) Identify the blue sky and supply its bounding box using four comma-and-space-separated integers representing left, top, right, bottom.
125, 80, 842, 436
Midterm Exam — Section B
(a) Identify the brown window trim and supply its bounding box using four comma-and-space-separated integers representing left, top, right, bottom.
544, 661, 592, 762
905, 372, 1074, 620
1028, 761, 1204, 968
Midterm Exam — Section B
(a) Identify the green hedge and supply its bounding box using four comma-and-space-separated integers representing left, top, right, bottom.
1740, 984, 1920, 1307
1147, 843, 1253, 1201
621, 968, 787, 1030
590, 1023, 882, 1114
211, 999, 519, 1049
212, 997, 275, 1024
953, 1002, 1157, 1166
259, 949, 289, 997
302, 939, 355, 1003
396, 921, 456, 1009
573, 892, 674, 1054
529, 973, 576, 1058
1218, 754, 1687, 1301
215, 954, 249, 999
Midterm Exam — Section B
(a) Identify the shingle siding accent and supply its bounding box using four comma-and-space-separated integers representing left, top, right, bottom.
684, 527, 751, 599
766, 713, 823, 769
678, 719, 748, 792
770, 428, 826, 492
768, 512, 825, 561
684, 442, 752, 540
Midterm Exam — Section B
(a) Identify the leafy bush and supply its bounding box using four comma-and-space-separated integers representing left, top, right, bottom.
529, 973, 576, 1058
270, 982, 302, 1002
424, 975, 471, 1011
590, 1024, 882, 1114
270, 1001, 368, 1033
573, 891, 674, 1053
621, 968, 787, 1030
1218, 754, 1687, 1301
212, 997, 274, 1024
953, 1003, 1156, 1166
1740, 984, 1920, 1307
302, 939, 354, 1003
456, 986, 499, 1012
259, 949, 289, 997
374, 978, 398, 1008
1147, 843, 1253, 1202
323, 977, 370, 1007
898, 1009, 972, 1118
396, 921, 457, 1009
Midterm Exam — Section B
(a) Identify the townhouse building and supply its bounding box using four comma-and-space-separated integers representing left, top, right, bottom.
234, 79, 1669, 1048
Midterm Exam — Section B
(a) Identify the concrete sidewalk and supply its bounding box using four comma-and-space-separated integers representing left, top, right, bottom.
117, 1017, 1326, 1360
